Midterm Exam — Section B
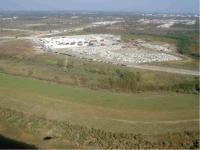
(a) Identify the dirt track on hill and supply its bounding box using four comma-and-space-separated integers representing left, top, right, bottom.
129, 64, 199, 76
111, 118, 199, 124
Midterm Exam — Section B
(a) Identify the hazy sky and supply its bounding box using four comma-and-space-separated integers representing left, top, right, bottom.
0, 0, 199, 13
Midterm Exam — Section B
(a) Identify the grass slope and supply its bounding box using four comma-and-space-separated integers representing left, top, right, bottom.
0, 73, 198, 135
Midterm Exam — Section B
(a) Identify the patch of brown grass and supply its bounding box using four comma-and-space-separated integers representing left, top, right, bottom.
0, 30, 30, 37
0, 40, 35, 57
20, 132, 34, 141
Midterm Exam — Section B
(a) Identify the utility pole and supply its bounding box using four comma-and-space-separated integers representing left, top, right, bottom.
0, 19, 3, 33
64, 55, 68, 68
46, 19, 52, 33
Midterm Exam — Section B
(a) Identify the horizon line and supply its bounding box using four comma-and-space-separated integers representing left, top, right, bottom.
0, 10, 199, 15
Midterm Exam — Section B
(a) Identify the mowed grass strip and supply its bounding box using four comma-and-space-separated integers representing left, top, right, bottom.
0, 73, 198, 134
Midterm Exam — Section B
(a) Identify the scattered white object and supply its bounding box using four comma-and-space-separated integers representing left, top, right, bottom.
34, 34, 180, 64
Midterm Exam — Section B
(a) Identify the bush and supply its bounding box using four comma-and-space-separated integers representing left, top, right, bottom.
115, 69, 140, 91
67, 59, 74, 69
57, 58, 65, 67
194, 77, 199, 92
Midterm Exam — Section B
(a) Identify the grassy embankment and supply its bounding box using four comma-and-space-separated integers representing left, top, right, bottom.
0, 73, 199, 148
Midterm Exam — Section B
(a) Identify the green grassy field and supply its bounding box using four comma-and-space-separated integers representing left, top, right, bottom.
0, 73, 198, 135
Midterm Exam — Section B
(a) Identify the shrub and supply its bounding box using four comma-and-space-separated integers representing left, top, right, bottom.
57, 58, 65, 67
115, 69, 139, 91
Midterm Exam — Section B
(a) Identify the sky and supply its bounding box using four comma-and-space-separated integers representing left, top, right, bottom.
0, 0, 199, 13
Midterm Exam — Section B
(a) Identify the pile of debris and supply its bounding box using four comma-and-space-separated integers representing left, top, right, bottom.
34, 34, 180, 65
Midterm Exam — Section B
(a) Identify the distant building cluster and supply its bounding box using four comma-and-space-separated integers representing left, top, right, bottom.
138, 19, 196, 28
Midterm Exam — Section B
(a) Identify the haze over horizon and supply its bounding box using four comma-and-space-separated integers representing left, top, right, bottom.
0, 0, 199, 14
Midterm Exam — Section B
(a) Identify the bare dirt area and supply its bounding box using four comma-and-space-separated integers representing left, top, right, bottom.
0, 30, 30, 37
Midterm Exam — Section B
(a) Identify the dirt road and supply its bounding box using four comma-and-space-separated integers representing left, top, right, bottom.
111, 118, 199, 124
129, 64, 199, 76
